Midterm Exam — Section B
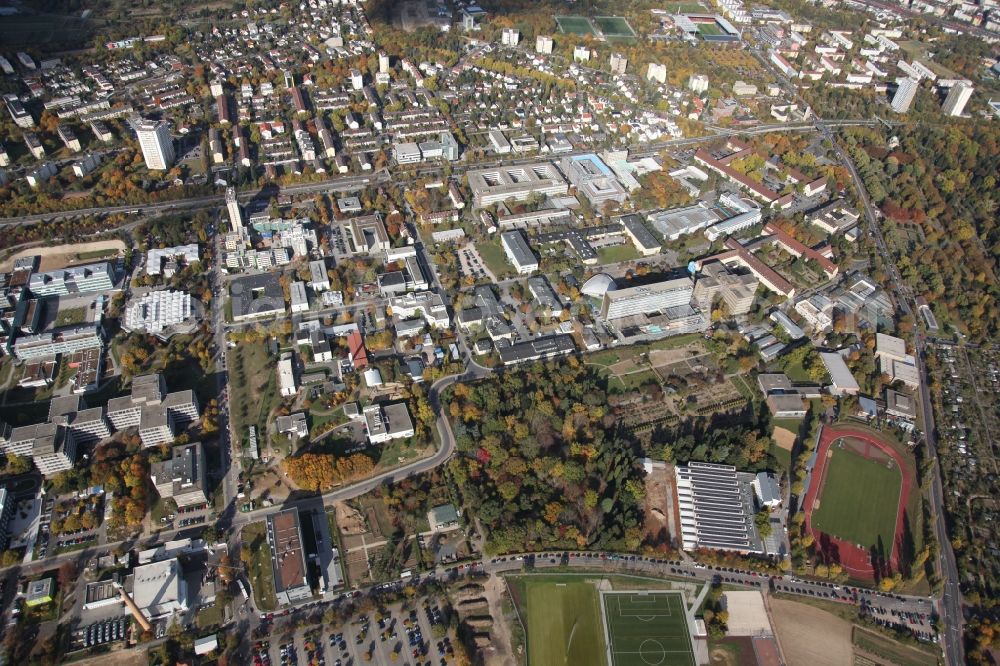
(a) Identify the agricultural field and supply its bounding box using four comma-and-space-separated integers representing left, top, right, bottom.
811, 444, 901, 550
603, 591, 696, 666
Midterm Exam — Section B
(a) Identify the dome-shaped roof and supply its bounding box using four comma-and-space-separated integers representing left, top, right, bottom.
582, 273, 617, 298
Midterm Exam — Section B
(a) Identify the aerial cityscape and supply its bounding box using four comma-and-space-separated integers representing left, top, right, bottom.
0, 0, 996, 664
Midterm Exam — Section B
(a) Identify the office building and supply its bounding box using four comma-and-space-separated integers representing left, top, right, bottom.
467, 162, 568, 208
13, 324, 103, 361
146, 244, 199, 277
500, 230, 538, 275
151, 442, 208, 508
135, 118, 175, 170
289, 281, 309, 313
600, 276, 694, 321
0, 486, 13, 551
819, 352, 860, 395
497, 334, 576, 365
942, 81, 973, 116
675, 461, 763, 553
28, 261, 114, 297
267, 508, 311, 605
229, 273, 285, 321
693, 261, 759, 316
560, 154, 627, 207
890, 77, 918, 114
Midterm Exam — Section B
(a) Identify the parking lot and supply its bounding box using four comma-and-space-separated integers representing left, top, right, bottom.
263, 595, 453, 666
456, 244, 494, 283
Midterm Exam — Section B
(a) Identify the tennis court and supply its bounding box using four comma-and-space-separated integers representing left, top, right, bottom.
602, 591, 697, 666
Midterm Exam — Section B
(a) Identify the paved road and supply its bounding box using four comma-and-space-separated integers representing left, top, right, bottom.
825, 120, 964, 665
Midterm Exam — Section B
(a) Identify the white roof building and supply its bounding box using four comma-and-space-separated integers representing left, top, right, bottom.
123, 290, 193, 336
819, 352, 860, 395
131, 558, 188, 619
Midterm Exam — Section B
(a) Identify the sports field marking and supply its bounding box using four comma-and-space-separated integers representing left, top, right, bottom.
602, 591, 696, 666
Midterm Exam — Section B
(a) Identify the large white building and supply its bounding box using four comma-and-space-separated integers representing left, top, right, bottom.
600, 276, 694, 320
123, 290, 193, 336
675, 462, 763, 553
363, 403, 415, 444
942, 81, 973, 117
278, 352, 297, 397
890, 77, 918, 114
500, 230, 538, 275
135, 118, 175, 170
131, 558, 188, 618
28, 262, 115, 296
467, 163, 568, 208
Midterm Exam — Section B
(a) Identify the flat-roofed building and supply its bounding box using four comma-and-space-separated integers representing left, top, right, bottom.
807, 199, 860, 235
885, 389, 917, 420
151, 442, 208, 508
105, 373, 200, 447
28, 262, 114, 297
600, 276, 694, 321
500, 230, 538, 274
308, 260, 330, 292
123, 290, 193, 337
675, 461, 763, 554
561, 154, 627, 207
693, 261, 758, 316
347, 214, 391, 253
498, 334, 576, 365
4, 422, 77, 476
527, 276, 563, 317
467, 163, 568, 208
820, 352, 860, 395
13, 323, 102, 361
875, 333, 920, 387
278, 352, 297, 397
131, 557, 188, 618
620, 215, 661, 256
289, 281, 309, 313
363, 402, 414, 444
267, 508, 311, 605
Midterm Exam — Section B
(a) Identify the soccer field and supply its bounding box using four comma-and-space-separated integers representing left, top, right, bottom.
696, 22, 724, 36
523, 580, 606, 666
811, 444, 901, 550
603, 592, 696, 666
594, 16, 636, 37
556, 16, 596, 35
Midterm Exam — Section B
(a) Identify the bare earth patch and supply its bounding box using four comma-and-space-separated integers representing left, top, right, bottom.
0, 239, 126, 272
770, 598, 853, 666
772, 427, 796, 451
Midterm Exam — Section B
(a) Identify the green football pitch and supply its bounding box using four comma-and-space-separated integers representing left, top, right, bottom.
523, 579, 606, 666
696, 22, 724, 36
603, 592, 696, 666
811, 444, 901, 550
593, 16, 636, 37
555, 16, 596, 35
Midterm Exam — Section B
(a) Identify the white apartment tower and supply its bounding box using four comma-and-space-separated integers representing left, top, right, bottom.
890, 77, 918, 114
609, 53, 627, 75
136, 118, 174, 170
942, 82, 973, 117
501, 28, 520, 46
379, 51, 390, 74
536, 35, 554, 54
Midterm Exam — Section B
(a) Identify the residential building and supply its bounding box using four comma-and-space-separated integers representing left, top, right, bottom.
609, 53, 627, 74
135, 118, 175, 170
688, 74, 709, 93
289, 281, 309, 313
13, 324, 103, 361
574, 45, 591, 62
151, 442, 208, 508
891, 77, 918, 114
3, 422, 77, 476
501, 28, 520, 46
647, 63, 667, 84
106, 373, 200, 448
942, 81, 973, 116
536, 35, 554, 54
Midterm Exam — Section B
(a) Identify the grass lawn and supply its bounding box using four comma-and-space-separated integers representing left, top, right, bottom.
55, 306, 88, 327
242, 522, 277, 611
555, 15, 596, 35
852, 626, 940, 666
228, 340, 281, 452
811, 445, 901, 550
668, 2, 707, 11
604, 592, 695, 666
597, 244, 640, 264
196, 602, 224, 629
513, 577, 606, 666
612, 369, 660, 392
475, 239, 513, 278
768, 442, 792, 471
75, 248, 118, 261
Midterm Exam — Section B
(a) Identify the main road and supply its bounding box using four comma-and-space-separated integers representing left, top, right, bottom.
823, 121, 964, 665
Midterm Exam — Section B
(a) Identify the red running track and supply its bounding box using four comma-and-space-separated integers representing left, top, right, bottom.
801, 426, 914, 580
